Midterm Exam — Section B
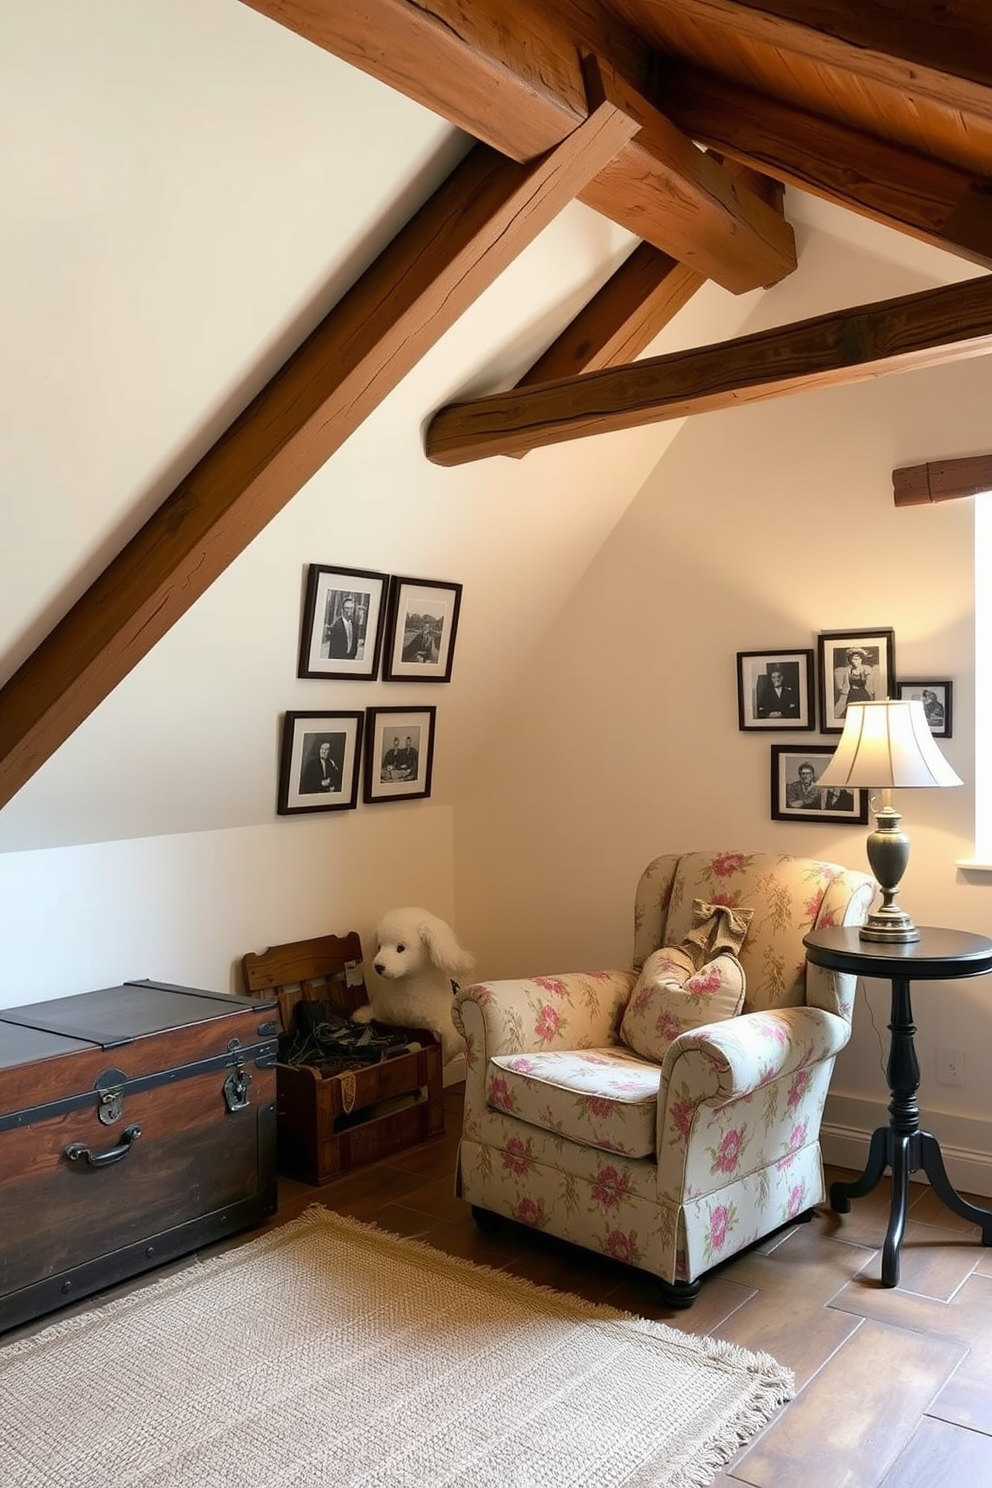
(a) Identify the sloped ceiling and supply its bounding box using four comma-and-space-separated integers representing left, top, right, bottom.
2, 0, 990, 820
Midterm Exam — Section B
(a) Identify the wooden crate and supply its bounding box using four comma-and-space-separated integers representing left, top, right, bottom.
242, 932, 444, 1185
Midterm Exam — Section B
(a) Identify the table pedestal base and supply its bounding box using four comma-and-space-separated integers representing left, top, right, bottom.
830, 1127, 992, 1287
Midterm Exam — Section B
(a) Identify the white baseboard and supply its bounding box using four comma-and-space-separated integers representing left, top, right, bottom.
822, 1093, 992, 1200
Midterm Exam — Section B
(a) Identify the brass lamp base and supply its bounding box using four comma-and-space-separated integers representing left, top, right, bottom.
860, 804, 921, 944
859, 908, 921, 944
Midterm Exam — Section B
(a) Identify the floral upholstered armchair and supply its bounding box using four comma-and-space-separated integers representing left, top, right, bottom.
452, 851, 875, 1307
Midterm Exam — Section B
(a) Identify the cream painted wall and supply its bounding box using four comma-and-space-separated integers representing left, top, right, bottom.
3, 0, 992, 1204
0, 806, 454, 1003
0, 0, 752, 1001
453, 226, 992, 1189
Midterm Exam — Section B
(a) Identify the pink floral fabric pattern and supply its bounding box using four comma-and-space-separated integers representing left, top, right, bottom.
489, 1047, 661, 1158
454, 850, 875, 1292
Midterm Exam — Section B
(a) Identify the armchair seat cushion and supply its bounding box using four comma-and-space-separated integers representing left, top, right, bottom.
489, 1047, 661, 1158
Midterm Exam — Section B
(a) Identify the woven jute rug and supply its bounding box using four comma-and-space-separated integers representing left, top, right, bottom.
0, 1207, 793, 1488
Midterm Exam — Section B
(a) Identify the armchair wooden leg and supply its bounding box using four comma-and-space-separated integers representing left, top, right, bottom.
656, 1277, 702, 1310
471, 1205, 504, 1234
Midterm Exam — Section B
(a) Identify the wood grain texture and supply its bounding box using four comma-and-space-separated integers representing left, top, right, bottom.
606, 0, 992, 121
658, 59, 992, 266
9, 1088, 992, 1488
893, 452, 992, 506
425, 274, 992, 463
0, 85, 637, 810
515, 243, 705, 385
734, 1318, 965, 1486
240, 0, 797, 289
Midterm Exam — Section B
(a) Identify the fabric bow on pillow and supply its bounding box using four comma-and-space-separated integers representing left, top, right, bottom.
680, 898, 754, 970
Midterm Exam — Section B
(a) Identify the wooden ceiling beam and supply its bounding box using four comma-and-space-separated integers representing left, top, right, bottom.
238, 0, 797, 291
0, 74, 638, 810
658, 60, 992, 268
424, 274, 992, 464
514, 243, 705, 386
628, 0, 992, 124
893, 452, 992, 507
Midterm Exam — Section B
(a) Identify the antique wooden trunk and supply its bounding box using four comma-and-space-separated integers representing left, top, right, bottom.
242, 932, 444, 1185
0, 979, 278, 1333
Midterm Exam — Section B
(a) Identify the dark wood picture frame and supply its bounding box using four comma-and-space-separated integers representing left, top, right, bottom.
737, 649, 815, 731
382, 576, 462, 683
817, 627, 896, 734
770, 745, 869, 824
277, 711, 364, 814
896, 680, 953, 738
363, 706, 437, 804
297, 564, 388, 680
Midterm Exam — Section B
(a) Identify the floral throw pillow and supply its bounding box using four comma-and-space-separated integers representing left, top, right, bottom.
619, 946, 747, 1062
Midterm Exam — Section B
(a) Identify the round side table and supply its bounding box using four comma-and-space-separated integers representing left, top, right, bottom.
803, 925, 992, 1288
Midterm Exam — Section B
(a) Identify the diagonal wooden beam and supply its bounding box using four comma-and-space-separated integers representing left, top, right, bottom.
635, 0, 992, 124
0, 69, 638, 810
893, 452, 992, 506
238, 0, 797, 292
515, 243, 705, 387
657, 60, 992, 267
424, 274, 992, 465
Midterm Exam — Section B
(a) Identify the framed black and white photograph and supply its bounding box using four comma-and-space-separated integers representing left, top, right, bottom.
277, 711, 364, 814
297, 564, 388, 680
817, 627, 896, 734
770, 745, 869, 825
363, 706, 436, 804
382, 576, 462, 683
897, 680, 953, 738
737, 649, 815, 731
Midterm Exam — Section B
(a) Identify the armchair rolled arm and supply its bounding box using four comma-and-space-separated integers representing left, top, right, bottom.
661, 1005, 851, 1108
452, 970, 636, 1065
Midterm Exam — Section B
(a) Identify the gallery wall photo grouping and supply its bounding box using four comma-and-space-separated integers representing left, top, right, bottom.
278, 564, 460, 816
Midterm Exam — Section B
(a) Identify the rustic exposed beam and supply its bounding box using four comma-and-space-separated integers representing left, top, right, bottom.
515, 243, 705, 386
893, 452, 992, 506
0, 76, 639, 810
630, 0, 992, 124
424, 274, 992, 464
657, 61, 992, 268
239, 0, 797, 291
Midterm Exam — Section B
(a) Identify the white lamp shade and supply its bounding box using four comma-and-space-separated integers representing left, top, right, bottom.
817, 699, 962, 790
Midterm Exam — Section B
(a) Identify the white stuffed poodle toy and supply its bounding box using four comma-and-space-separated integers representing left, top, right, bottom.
351, 908, 475, 1065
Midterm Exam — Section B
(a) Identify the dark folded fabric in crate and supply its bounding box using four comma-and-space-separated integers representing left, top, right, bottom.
279, 999, 417, 1076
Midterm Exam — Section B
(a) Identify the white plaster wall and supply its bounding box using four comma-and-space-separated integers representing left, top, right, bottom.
0, 806, 453, 1004
453, 225, 992, 1187
0, 0, 758, 858
4, 0, 992, 1201
0, 0, 752, 1004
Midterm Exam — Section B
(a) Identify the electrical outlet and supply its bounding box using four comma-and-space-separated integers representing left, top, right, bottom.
936, 1046, 965, 1087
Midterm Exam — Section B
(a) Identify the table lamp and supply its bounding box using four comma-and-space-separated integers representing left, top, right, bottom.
816, 698, 962, 943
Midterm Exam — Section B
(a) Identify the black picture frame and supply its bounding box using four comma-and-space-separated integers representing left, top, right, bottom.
737, 649, 815, 731
277, 711, 364, 814
297, 564, 388, 680
817, 627, 897, 734
382, 575, 462, 683
770, 745, 869, 824
363, 706, 437, 803
896, 680, 953, 738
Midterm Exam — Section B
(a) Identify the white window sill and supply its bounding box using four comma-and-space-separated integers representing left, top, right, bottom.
955, 859, 992, 874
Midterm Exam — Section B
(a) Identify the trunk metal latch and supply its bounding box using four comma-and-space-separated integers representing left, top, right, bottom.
223, 1062, 252, 1112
